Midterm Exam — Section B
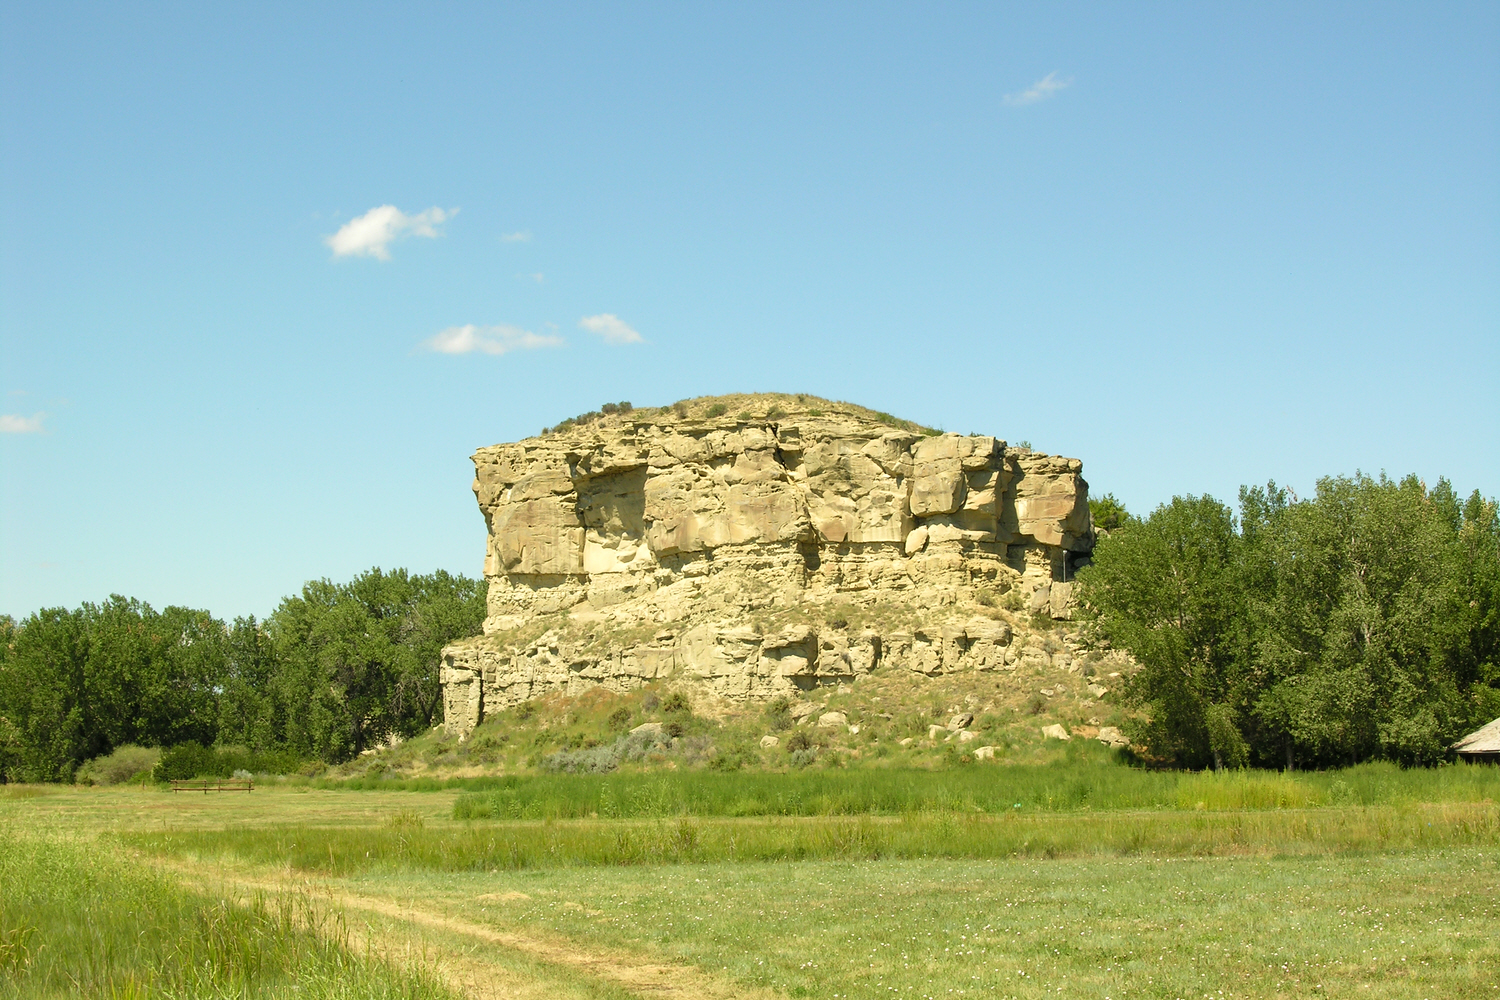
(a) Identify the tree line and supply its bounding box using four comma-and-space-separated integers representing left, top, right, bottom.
1078, 474, 1500, 769
0, 568, 485, 782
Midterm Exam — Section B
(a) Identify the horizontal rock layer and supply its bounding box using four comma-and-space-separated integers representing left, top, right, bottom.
443, 396, 1093, 736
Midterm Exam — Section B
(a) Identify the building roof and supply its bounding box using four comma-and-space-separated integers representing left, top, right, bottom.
1453, 716, 1500, 755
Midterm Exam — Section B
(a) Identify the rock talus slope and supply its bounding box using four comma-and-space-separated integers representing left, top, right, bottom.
442, 395, 1093, 736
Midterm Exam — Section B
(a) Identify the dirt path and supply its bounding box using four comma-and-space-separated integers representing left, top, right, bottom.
161, 858, 780, 1000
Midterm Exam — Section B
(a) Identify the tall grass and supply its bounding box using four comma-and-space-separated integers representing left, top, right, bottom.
0, 832, 454, 999
443, 761, 1500, 820
127, 800, 1500, 875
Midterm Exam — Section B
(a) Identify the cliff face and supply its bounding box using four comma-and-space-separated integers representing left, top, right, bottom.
441, 394, 1092, 736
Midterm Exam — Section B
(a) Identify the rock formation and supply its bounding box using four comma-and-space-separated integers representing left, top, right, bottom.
441, 394, 1093, 736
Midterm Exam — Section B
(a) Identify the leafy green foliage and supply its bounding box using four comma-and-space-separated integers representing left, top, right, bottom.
73, 744, 158, 785
1078, 475, 1500, 768
0, 568, 486, 779
151, 741, 303, 781
1088, 492, 1134, 532
258, 568, 485, 761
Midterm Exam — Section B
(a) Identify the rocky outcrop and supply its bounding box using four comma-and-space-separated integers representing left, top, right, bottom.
442, 394, 1093, 736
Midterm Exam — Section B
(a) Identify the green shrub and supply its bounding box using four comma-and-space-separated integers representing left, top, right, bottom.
152, 742, 303, 781
535, 730, 673, 775
764, 696, 792, 732
75, 745, 160, 786
706, 403, 728, 418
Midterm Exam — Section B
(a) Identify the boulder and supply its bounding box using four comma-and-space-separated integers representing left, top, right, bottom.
947, 713, 974, 731
759, 734, 780, 748
817, 711, 849, 728
630, 722, 665, 736
928, 724, 947, 741
789, 701, 822, 722
1097, 726, 1128, 748
957, 730, 979, 743
973, 746, 997, 760
1041, 723, 1071, 741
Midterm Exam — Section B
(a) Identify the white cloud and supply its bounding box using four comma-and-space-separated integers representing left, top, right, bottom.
500, 231, 533, 242
326, 205, 456, 259
421, 324, 564, 356
579, 313, 643, 345
516, 272, 545, 284
0, 413, 44, 433
1004, 72, 1071, 106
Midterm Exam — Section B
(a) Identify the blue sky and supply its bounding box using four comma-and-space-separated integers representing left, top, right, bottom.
2, 2, 1496, 620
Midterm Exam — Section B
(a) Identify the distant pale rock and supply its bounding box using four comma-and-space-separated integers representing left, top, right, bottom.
973, 746, 997, 760
789, 701, 822, 722
1097, 726, 1128, 748
630, 722, 664, 736
817, 711, 848, 728
760, 735, 780, 748
1041, 724, 1071, 741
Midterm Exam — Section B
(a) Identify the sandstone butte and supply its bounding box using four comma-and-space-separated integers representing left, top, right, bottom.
440, 393, 1096, 737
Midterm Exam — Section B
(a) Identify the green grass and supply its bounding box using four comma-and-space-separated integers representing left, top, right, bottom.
127, 800, 1500, 875
445, 760, 1499, 819
368, 849, 1500, 999
294, 759, 1500, 814
0, 831, 454, 999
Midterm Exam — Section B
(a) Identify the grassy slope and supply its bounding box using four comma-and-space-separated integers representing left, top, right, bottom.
330, 655, 1137, 785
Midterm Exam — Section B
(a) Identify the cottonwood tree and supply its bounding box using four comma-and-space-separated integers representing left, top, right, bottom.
1078, 475, 1500, 769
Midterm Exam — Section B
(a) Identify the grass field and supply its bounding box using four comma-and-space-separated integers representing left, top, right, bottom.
359, 849, 1499, 999
4, 765, 1499, 999
0, 829, 454, 999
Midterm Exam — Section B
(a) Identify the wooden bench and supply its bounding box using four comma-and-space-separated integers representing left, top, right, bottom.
169, 778, 253, 793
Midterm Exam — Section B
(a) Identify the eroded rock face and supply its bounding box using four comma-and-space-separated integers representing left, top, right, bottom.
442, 394, 1092, 736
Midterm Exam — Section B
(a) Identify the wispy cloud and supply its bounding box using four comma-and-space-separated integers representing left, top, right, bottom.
1004, 72, 1071, 106
500, 230, 533, 243
326, 205, 456, 259
516, 272, 545, 284
579, 313, 643, 345
0, 413, 44, 433
421, 324, 563, 356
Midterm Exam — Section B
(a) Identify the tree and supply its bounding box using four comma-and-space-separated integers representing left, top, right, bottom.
0, 607, 90, 781
1088, 493, 1135, 533
265, 568, 485, 761
1080, 474, 1500, 769
1076, 494, 1248, 769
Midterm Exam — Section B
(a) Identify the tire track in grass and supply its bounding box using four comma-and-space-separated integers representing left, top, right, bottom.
159, 856, 782, 1000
